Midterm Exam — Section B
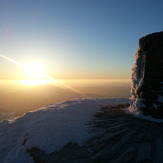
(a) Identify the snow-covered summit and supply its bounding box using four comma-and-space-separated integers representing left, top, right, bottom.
0, 98, 128, 163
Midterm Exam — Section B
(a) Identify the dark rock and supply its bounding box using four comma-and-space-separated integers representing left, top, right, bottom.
27, 142, 93, 163
130, 31, 163, 118
136, 142, 152, 162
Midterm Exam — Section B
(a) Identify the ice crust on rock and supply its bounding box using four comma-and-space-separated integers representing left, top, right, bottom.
129, 32, 163, 120
129, 48, 145, 116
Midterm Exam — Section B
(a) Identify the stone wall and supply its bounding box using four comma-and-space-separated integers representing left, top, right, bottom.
130, 31, 163, 118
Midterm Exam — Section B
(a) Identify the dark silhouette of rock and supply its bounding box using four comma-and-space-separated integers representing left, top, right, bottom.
130, 31, 163, 118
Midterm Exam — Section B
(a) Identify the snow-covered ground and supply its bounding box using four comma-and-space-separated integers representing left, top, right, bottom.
0, 112, 15, 121
0, 98, 128, 163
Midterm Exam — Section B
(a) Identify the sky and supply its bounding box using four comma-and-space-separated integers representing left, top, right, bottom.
0, 0, 163, 79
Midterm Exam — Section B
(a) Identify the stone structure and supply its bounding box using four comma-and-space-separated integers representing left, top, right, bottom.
130, 31, 163, 118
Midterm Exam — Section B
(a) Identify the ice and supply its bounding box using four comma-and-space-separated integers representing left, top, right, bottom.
128, 49, 163, 122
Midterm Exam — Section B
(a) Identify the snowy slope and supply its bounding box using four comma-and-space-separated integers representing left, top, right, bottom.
0, 112, 15, 121
0, 98, 128, 163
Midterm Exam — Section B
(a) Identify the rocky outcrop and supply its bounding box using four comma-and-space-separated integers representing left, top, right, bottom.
130, 31, 163, 118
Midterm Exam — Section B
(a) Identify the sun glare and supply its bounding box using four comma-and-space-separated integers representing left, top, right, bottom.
20, 63, 51, 85
19, 79, 51, 86
24, 63, 46, 79
0, 54, 88, 96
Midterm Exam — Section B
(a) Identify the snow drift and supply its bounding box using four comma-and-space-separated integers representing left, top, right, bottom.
0, 98, 128, 163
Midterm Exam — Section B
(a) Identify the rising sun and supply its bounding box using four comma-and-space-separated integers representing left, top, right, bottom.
24, 63, 46, 79
20, 63, 51, 85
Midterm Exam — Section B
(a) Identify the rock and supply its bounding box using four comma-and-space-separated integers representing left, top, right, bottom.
27, 142, 93, 163
130, 31, 163, 118
136, 142, 152, 162
155, 137, 163, 163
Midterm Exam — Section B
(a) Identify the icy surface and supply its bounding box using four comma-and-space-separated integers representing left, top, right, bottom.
0, 98, 128, 163
129, 49, 146, 117
128, 49, 163, 122
126, 107, 163, 123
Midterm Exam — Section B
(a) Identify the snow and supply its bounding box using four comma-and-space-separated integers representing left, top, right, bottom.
126, 109, 163, 123
129, 48, 147, 118
128, 98, 145, 115
0, 112, 15, 121
126, 104, 163, 123
128, 48, 163, 123
0, 98, 128, 163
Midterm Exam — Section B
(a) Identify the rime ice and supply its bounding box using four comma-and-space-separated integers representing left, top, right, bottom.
129, 31, 163, 119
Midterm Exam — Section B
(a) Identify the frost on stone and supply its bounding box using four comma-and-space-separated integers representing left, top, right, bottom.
129, 48, 146, 116
129, 31, 163, 120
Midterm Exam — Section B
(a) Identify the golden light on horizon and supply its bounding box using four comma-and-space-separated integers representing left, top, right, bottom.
0, 54, 88, 97
18, 79, 51, 86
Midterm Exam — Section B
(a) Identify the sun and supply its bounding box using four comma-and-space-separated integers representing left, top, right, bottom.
20, 63, 51, 85
24, 63, 46, 79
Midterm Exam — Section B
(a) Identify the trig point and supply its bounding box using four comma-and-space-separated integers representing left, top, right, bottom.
130, 31, 163, 119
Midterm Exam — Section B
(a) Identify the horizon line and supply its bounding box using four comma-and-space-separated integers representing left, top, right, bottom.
0, 78, 131, 80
